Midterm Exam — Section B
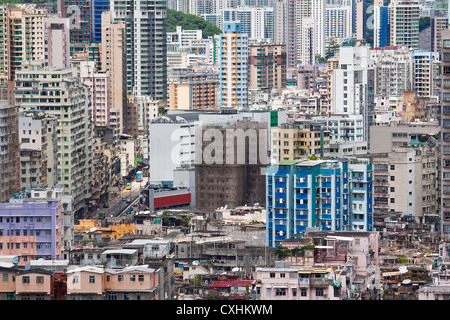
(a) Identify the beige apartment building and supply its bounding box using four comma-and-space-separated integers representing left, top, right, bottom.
271, 122, 331, 162
168, 72, 219, 110
389, 0, 420, 50
0, 5, 56, 91
101, 11, 126, 134
369, 143, 439, 225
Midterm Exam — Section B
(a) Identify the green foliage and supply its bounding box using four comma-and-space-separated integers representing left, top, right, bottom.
181, 215, 191, 227
167, 9, 222, 39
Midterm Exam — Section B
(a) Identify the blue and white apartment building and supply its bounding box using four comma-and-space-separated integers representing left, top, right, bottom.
266, 158, 373, 247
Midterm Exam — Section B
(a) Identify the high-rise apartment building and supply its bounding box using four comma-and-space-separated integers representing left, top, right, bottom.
0, 5, 56, 91
270, 122, 331, 163
369, 143, 439, 225
91, 0, 110, 43
296, 0, 325, 64
168, 71, 219, 110
248, 43, 286, 90
430, 9, 448, 53
219, 22, 249, 109
332, 45, 375, 141
221, 6, 275, 42
412, 50, 440, 98
110, 0, 167, 101
266, 158, 374, 247
101, 11, 126, 134
18, 112, 59, 190
14, 60, 93, 217
440, 29, 450, 237
43, 18, 70, 69
325, 4, 352, 45
370, 46, 413, 97
80, 61, 111, 127
0, 100, 20, 202
373, 5, 390, 48
389, 0, 420, 50
60, 0, 92, 54
195, 121, 267, 211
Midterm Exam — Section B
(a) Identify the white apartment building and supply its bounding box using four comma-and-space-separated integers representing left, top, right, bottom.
220, 6, 275, 43
332, 45, 375, 142
412, 50, 440, 98
325, 4, 352, 46
296, 0, 325, 64
14, 60, 93, 217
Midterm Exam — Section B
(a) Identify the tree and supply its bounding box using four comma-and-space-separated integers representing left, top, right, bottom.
167, 9, 222, 39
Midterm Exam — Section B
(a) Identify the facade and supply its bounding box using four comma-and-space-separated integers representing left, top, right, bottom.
324, 4, 352, 45
0, 5, 56, 90
266, 158, 373, 247
110, 0, 167, 101
221, 6, 275, 42
219, 22, 249, 109
430, 9, 448, 53
43, 18, 70, 69
412, 50, 440, 98
248, 43, 286, 90
60, 0, 92, 50
389, 0, 420, 50
80, 61, 111, 127
100, 11, 126, 134
0, 200, 63, 265
373, 5, 390, 48
168, 71, 219, 110
195, 121, 268, 211
0, 101, 20, 202
270, 122, 331, 163
296, 0, 325, 64
18, 112, 59, 190
370, 46, 413, 97
332, 45, 375, 142
369, 123, 439, 154
369, 144, 439, 224
90, 0, 110, 43
440, 29, 450, 237
14, 60, 93, 217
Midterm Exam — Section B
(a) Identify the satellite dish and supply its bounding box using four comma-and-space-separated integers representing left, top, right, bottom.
399, 266, 408, 274
90, 227, 97, 232
402, 279, 412, 285
232, 267, 239, 272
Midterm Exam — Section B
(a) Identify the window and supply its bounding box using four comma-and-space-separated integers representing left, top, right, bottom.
89, 276, 95, 283
73, 276, 79, 283
301, 289, 307, 297
275, 288, 287, 296
130, 275, 136, 281
118, 275, 124, 282
3, 273, 8, 281
270, 273, 275, 278
138, 275, 144, 282
36, 276, 44, 284
316, 288, 324, 297
22, 276, 30, 284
